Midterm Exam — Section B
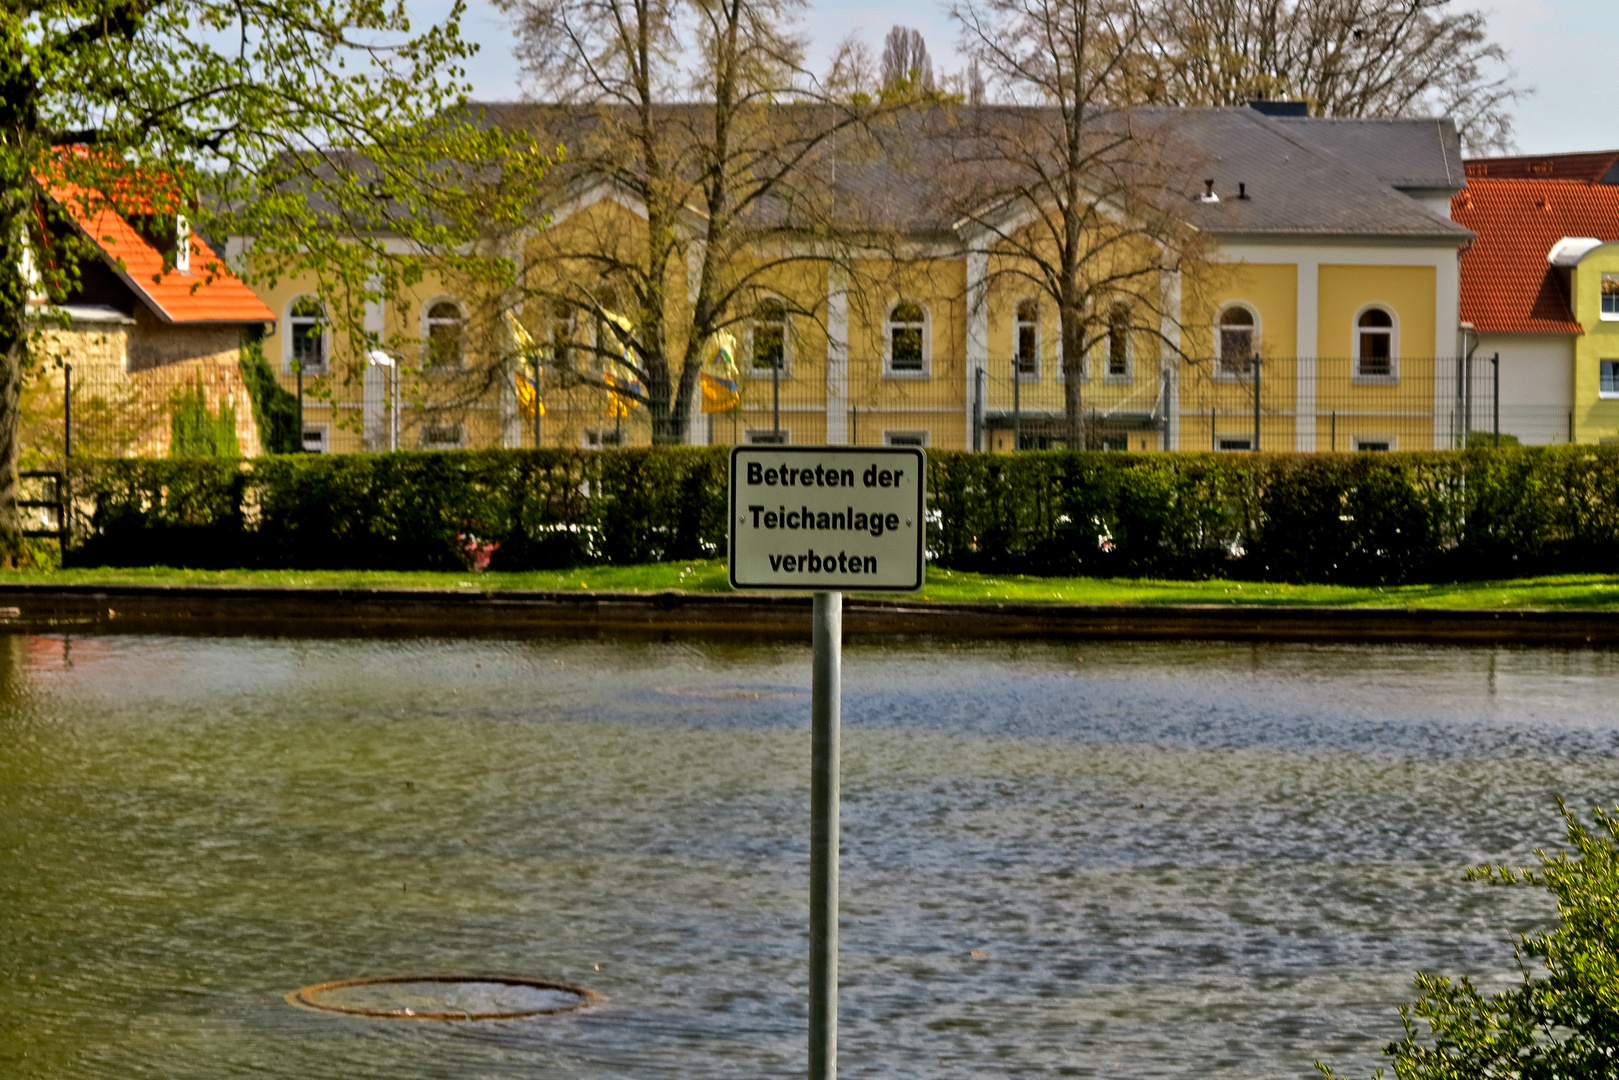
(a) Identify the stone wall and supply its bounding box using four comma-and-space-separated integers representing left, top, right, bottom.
25, 308, 264, 460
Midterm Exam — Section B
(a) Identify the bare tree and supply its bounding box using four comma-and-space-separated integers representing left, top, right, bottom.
1129, 0, 1524, 153
951, 0, 1208, 446
827, 35, 881, 100
497, 0, 878, 443
881, 26, 937, 93
968, 59, 988, 105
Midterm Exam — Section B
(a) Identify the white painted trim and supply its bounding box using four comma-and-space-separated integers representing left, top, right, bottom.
1215, 300, 1261, 377
1435, 249, 1462, 447
827, 267, 849, 444
420, 294, 467, 369
362, 274, 386, 451
1352, 302, 1400, 381
1160, 270, 1182, 450
283, 293, 331, 375
966, 250, 988, 449
1296, 258, 1319, 449
746, 296, 793, 378
884, 299, 931, 379
1013, 297, 1042, 381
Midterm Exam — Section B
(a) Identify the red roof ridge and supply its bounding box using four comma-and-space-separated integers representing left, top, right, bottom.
42, 178, 272, 326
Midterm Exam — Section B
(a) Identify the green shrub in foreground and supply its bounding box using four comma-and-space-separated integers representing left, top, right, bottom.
59, 445, 1619, 581
1319, 801, 1619, 1079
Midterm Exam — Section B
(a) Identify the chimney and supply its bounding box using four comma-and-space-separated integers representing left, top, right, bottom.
1199, 179, 1220, 203
1248, 100, 1309, 117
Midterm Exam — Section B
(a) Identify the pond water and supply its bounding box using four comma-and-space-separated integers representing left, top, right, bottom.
2, 632, 1617, 1079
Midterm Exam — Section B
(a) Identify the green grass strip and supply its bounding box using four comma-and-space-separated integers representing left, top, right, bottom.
4, 561, 1619, 610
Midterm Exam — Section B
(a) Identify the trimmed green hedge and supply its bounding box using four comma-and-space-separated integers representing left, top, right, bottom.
61, 446, 1619, 583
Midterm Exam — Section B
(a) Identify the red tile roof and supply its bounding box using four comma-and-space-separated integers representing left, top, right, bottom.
1450, 178, 1619, 335
48, 184, 274, 325
1466, 152, 1619, 183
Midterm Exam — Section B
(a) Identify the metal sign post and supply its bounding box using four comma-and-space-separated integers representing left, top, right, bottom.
809, 588, 840, 1080
728, 445, 925, 1080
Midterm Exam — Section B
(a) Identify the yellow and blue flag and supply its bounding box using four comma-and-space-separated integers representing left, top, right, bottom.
604, 372, 644, 418
701, 370, 739, 413
515, 373, 544, 418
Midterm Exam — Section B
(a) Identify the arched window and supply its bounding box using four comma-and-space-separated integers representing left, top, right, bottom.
286, 295, 327, 374
1014, 299, 1039, 379
886, 301, 928, 375
1356, 307, 1395, 377
752, 297, 789, 374
1217, 305, 1257, 376
1105, 302, 1131, 379
424, 299, 465, 369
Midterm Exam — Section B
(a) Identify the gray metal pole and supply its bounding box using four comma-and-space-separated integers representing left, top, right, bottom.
1492, 353, 1500, 448
1252, 354, 1261, 452
973, 367, 985, 452
63, 362, 72, 459
1012, 359, 1021, 451
809, 589, 841, 1080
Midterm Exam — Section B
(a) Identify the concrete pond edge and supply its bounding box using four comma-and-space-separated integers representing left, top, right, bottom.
0, 582, 1613, 645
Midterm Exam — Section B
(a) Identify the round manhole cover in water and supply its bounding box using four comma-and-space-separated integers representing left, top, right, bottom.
287, 975, 605, 1020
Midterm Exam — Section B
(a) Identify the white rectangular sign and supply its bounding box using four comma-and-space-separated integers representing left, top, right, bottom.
728, 446, 925, 591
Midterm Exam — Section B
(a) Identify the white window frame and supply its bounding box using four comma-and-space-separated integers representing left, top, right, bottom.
422, 296, 467, 370
1353, 304, 1399, 382
1102, 302, 1133, 383
1014, 299, 1040, 381
882, 429, 930, 447
283, 294, 329, 375
744, 428, 791, 445
1354, 435, 1397, 452
749, 297, 792, 377
884, 300, 930, 379
301, 422, 330, 454
1600, 359, 1619, 398
1602, 274, 1619, 321
1215, 302, 1260, 379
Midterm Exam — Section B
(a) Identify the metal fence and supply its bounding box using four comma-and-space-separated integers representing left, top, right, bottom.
20, 353, 1572, 463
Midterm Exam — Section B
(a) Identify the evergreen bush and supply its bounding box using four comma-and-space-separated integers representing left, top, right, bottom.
237, 336, 302, 454
1318, 801, 1619, 1080
60, 445, 1619, 579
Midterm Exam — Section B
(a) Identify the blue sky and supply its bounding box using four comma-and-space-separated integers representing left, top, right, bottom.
430, 0, 1616, 155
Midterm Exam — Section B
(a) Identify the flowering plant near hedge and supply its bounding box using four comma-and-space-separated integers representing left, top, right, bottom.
61, 446, 1619, 583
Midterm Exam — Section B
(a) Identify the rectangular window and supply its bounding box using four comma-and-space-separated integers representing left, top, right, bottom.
1602, 360, 1619, 396
745, 429, 789, 445
301, 425, 329, 453
1603, 275, 1619, 319
883, 430, 929, 447
291, 324, 326, 374
1217, 437, 1252, 452
418, 423, 465, 450
1355, 438, 1393, 452
582, 428, 626, 448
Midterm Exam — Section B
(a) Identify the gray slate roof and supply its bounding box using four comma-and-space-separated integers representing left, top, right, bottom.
474, 101, 1471, 244
1166, 107, 1470, 240
1275, 115, 1465, 191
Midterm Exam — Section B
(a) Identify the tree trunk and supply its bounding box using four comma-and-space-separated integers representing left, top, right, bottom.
1060, 302, 1086, 450
0, 194, 30, 567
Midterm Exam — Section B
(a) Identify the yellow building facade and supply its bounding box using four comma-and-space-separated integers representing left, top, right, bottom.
234, 105, 1474, 455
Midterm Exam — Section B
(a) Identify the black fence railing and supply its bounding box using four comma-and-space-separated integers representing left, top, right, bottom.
19, 354, 1578, 462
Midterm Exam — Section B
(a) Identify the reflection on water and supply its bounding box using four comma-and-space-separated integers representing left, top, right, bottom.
2, 633, 1616, 1078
